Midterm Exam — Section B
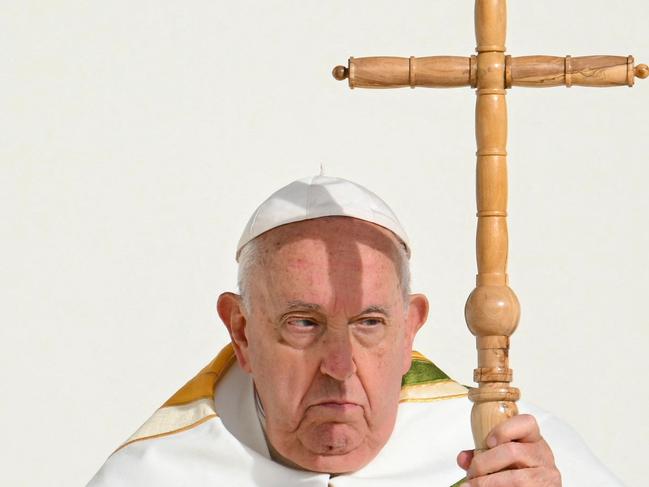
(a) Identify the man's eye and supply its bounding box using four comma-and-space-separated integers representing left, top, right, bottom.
352, 317, 387, 344
358, 318, 384, 327
280, 317, 322, 349
287, 319, 319, 329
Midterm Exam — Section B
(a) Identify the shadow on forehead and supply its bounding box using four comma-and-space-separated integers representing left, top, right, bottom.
257, 217, 403, 312
262, 217, 402, 261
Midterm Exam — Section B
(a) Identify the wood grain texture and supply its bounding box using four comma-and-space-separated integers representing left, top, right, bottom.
475, 0, 506, 53
335, 56, 473, 89
511, 55, 638, 87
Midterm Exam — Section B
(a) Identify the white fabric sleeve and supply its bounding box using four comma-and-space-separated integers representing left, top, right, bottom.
521, 402, 624, 486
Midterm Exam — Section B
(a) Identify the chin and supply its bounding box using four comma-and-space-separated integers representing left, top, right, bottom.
300, 447, 376, 474
267, 410, 398, 474
293, 423, 379, 474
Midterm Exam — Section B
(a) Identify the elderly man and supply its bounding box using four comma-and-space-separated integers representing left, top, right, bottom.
88, 175, 621, 486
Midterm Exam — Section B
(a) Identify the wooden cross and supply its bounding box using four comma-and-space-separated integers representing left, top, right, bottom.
331, 0, 647, 453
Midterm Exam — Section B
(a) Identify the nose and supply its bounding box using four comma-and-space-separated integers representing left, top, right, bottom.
319, 329, 357, 381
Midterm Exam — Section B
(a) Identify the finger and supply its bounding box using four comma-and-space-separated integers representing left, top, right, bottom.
486, 414, 541, 448
457, 449, 474, 470
462, 466, 561, 487
466, 441, 552, 479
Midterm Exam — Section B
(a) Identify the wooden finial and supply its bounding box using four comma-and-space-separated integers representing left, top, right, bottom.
635, 64, 649, 79
332, 65, 349, 81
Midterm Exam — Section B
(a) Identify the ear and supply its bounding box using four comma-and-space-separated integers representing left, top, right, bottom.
217, 292, 252, 373
401, 293, 429, 374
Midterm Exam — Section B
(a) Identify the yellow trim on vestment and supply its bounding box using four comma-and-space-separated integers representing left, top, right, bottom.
115, 346, 236, 452
410, 350, 429, 362
115, 414, 217, 453
162, 344, 236, 407
400, 380, 468, 403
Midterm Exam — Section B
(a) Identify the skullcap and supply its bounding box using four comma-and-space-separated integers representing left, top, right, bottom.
236, 175, 410, 261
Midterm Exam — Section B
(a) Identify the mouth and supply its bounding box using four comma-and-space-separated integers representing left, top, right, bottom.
312, 400, 361, 412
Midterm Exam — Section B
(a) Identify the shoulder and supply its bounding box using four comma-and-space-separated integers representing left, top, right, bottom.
116, 345, 236, 453
87, 346, 239, 486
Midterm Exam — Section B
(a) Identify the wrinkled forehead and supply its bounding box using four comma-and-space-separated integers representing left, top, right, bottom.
248, 217, 405, 309
258, 216, 403, 266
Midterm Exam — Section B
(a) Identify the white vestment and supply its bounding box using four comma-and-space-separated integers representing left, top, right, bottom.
87, 345, 622, 486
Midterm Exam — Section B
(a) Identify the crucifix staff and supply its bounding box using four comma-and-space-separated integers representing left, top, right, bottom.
332, 0, 647, 453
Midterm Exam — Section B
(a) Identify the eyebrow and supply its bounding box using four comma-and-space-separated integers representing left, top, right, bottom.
284, 300, 323, 312
354, 305, 390, 318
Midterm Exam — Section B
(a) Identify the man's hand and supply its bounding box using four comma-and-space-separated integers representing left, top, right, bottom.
456, 414, 562, 486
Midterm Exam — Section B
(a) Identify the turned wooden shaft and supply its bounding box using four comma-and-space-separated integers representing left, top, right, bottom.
334, 56, 475, 89
465, 0, 520, 453
508, 55, 642, 88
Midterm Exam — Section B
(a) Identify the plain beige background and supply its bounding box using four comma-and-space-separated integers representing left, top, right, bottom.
1, 1, 647, 485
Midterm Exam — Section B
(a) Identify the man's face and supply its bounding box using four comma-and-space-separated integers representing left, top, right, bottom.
220, 217, 427, 473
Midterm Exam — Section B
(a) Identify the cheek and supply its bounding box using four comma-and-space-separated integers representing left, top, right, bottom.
391, 323, 414, 375
400, 333, 414, 374
246, 336, 319, 425
359, 343, 406, 408
373, 324, 411, 376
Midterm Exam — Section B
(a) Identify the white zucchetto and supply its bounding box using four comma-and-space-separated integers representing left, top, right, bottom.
236, 175, 410, 261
